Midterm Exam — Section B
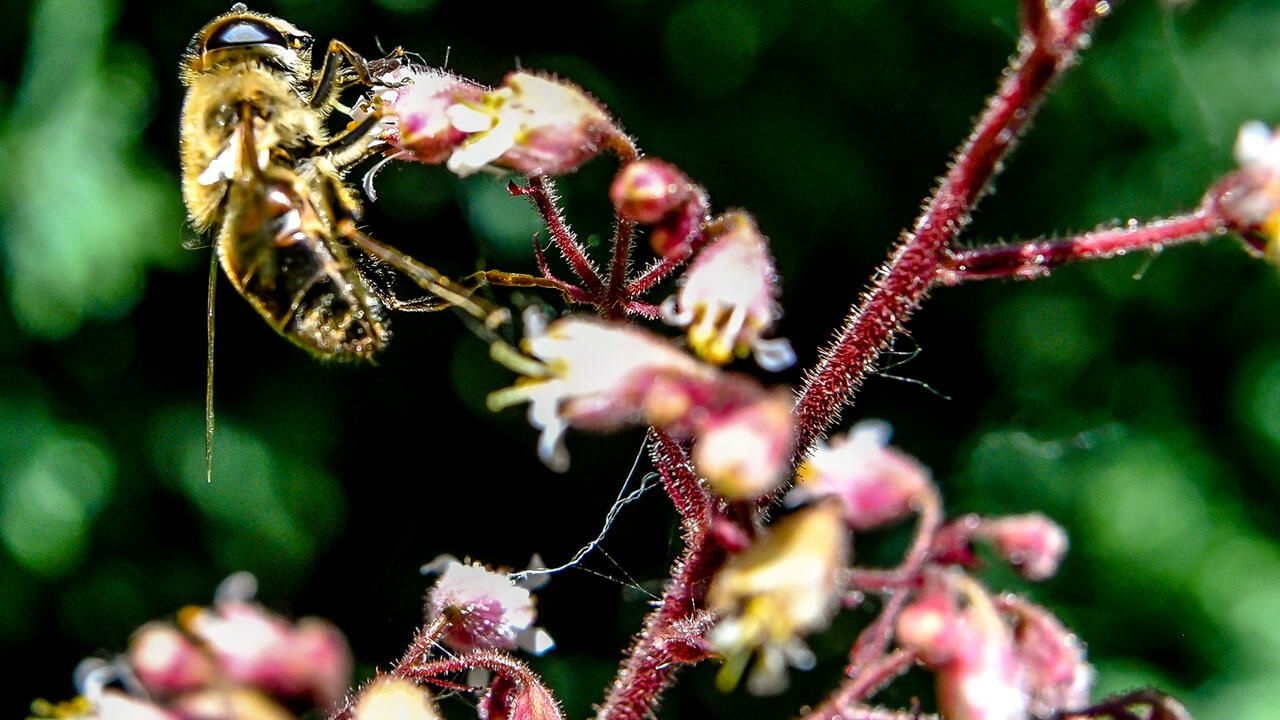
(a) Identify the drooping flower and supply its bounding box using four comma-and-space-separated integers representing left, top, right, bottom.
423, 555, 553, 655
662, 212, 794, 370
487, 316, 721, 470
707, 500, 850, 695
896, 570, 1030, 720
788, 420, 933, 530
444, 71, 620, 177
1001, 596, 1094, 716
180, 599, 352, 709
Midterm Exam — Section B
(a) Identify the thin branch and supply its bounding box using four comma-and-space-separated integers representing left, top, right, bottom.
800, 649, 919, 720
939, 211, 1224, 285
595, 531, 725, 720
603, 219, 637, 319
511, 177, 605, 296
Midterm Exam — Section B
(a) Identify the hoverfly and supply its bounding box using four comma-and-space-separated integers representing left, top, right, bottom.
180, 4, 505, 476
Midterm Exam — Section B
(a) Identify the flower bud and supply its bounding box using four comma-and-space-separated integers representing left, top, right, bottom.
352, 678, 441, 720
980, 513, 1069, 581
789, 421, 932, 531
649, 195, 709, 260
693, 392, 795, 500
128, 622, 214, 696
664, 212, 794, 369
610, 159, 693, 225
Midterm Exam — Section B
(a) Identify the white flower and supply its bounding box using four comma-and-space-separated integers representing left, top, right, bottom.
663, 212, 794, 370
445, 72, 614, 177
488, 317, 715, 470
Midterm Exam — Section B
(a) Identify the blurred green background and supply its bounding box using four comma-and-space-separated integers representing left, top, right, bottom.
2, 0, 1279, 717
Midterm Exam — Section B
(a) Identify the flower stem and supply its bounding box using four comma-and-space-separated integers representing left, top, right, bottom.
938, 212, 1224, 285
512, 177, 605, 296
595, 530, 725, 720
794, 0, 1109, 454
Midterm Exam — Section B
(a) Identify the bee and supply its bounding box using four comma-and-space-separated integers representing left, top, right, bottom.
179, 3, 497, 360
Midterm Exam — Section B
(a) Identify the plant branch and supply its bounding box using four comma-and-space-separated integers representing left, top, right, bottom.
793, 0, 1109, 454
938, 211, 1225, 285
511, 177, 605, 296
801, 649, 919, 720
595, 530, 725, 720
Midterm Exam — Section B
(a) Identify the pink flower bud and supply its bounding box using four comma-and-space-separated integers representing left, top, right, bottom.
425, 557, 548, 654
610, 159, 694, 225
352, 678, 441, 720
789, 421, 933, 531
693, 392, 795, 500
649, 197, 708, 260
1002, 597, 1094, 716
128, 622, 214, 696
707, 501, 850, 694
664, 212, 794, 370
445, 72, 620, 177
980, 513, 1069, 581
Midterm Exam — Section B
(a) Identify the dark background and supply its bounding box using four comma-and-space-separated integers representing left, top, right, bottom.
3, 0, 1280, 718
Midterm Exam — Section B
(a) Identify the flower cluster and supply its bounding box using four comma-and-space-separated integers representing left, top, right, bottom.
30, 574, 351, 720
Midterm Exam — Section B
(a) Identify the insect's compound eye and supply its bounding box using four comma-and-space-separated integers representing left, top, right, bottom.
205, 18, 288, 51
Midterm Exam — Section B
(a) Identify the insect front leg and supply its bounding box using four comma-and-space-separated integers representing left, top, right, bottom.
310, 40, 403, 110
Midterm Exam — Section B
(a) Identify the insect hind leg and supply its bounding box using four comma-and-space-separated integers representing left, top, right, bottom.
337, 219, 510, 331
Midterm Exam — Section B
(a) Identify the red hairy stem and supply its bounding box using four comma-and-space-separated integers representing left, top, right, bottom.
512, 177, 605, 296
602, 220, 637, 319
648, 430, 713, 537
939, 211, 1225, 285
801, 649, 919, 720
846, 590, 910, 675
595, 532, 726, 720
401, 650, 539, 685
626, 255, 686, 297
793, 0, 1108, 454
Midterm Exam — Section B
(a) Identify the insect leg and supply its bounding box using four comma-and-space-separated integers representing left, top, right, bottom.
316, 108, 385, 172
339, 221, 509, 330
310, 40, 400, 109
